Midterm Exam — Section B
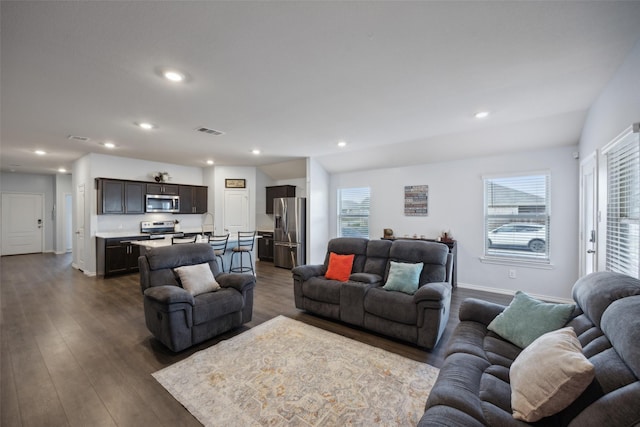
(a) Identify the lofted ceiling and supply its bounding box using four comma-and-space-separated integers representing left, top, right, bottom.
2, 1, 640, 179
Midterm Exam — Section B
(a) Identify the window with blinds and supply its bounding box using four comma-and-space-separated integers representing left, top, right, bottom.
604, 128, 640, 278
338, 187, 371, 238
484, 173, 550, 262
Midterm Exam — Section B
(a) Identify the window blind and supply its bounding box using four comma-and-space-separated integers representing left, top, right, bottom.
484, 173, 550, 262
605, 129, 640, 278
338, 187, 370, 238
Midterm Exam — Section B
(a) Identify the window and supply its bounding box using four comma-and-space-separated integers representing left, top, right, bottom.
338, 187, 370, 238
604, 126, 640, 278
484, 173, 550, 262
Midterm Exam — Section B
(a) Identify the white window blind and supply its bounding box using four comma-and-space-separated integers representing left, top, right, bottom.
484, 173, 550, 262
338, 187, 370, 238
605, 128, 640, 278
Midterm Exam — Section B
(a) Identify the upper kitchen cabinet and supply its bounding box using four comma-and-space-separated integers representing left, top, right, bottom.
146, 183, 179, 195
97, 178, 145, 214
179, 185, 208, 214
265, 185, 296, 214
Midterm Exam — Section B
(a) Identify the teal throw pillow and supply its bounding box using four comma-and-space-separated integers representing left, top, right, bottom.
487, 291, 575, 348
383, 261, 424, 295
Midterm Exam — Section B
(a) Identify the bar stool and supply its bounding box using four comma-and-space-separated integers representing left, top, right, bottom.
208, 234, 229, 272
171, 235, 196, 244
229, 231, 256, 274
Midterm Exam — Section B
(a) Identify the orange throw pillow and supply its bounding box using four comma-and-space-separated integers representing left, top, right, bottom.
325, 252, 355, 282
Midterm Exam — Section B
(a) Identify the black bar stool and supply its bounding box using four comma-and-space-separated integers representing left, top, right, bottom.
208, 234, 229, 272
229, 231, 256, 274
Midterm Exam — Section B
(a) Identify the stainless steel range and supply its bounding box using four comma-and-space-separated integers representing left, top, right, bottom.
140, 220, 175, 239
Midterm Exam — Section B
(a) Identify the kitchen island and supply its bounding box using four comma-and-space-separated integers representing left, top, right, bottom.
131, 235, 258, 273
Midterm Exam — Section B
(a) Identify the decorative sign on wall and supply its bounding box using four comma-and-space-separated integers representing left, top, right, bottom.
404, 185, 429, 216
225, 179, 246, 188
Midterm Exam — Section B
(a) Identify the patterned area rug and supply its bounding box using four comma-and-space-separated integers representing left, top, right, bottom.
152, 315, 439, 426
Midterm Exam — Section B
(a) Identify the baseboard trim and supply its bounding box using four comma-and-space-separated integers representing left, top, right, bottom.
457, 282, 573, 304
71, 263, 96, 277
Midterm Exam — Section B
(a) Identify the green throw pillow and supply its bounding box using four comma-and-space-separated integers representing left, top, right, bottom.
487, 291, 575, 348
382, 261, 424, 295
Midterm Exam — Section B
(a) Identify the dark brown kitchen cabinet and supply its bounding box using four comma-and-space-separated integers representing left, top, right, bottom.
146, 183, 179, 195
97, 179, 145, 214
97, 236, 149, 276
265, 185, 296, 214
179, 185, 208, 214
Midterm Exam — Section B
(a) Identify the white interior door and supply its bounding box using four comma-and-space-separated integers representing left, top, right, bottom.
1, 193, 44, 255
579, 154, 598, 277
224, 189, 249, 236
75, 184, 86, 271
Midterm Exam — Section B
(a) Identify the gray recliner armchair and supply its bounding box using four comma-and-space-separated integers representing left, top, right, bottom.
139, 243, 255, 352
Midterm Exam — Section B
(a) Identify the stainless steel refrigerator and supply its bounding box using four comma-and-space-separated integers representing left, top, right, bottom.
273, 197, 306, 269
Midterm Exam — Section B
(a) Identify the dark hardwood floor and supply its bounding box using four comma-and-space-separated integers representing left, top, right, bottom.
1, 252, 512, 426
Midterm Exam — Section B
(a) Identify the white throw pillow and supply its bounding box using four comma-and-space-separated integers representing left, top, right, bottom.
510, 327, 595, 422
174, 263, 220, 296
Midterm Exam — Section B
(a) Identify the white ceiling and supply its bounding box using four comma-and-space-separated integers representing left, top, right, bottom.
2, 1, 640, 179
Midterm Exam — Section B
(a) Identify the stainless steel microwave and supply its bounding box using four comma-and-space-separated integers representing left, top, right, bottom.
145, 194, 180, 213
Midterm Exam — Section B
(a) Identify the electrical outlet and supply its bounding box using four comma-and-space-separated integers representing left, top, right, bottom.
508, 269, 517, 279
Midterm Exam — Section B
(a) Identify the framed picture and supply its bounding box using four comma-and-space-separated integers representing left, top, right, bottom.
225, 178, 246, 188
404, 185, 428, 216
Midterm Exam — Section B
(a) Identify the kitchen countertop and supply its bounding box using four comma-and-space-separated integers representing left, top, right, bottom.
132, 235, 258, 249
96, 228, 266, 239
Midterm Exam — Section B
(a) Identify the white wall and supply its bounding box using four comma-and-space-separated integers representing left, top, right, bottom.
307, 158, 330, 264
329, 145, 580, 300
54, 174, 72, 253
255, 169, 276, 230
1, 172, 56, 253
579, 40, 640, 159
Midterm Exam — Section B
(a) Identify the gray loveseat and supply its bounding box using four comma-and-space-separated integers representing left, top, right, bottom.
292, 237, 452, 349
420, 271, 640, 426
139, 243, 255, 352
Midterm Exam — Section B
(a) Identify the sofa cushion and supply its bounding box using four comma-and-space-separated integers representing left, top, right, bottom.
325, 252, 354, 282
600, 296, 640, 378
302, 277, 342, 304
572, 272, 640, 328
174, 263, 220, 296
382, 261, 423, 294
510, 327, 595, 422
325, 238, 368, 273
364, 287, 417, 324
192, 288, 244, 325
363, 239, 392, 276
388, 240, 448, 284
487, 291, 575, 348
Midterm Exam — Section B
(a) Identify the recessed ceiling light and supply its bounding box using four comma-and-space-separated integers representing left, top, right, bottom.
251, 149, 261, 155
35, 150, 46, 155
137, 122, 155, 130
206, 160, 214, 165
163, 70, 185, 82
58, 168, 67, 173
102, 142, 116, 149
337, 141, 347, 148
474, 111, 490, 119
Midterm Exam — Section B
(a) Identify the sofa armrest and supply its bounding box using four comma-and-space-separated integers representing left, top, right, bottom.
414, 282, 451, 303
216, 273, 256, 292
292, 264, 326, 281
143, 285, 195, 305
349, 272, 382, 284
458, 298, 506, 325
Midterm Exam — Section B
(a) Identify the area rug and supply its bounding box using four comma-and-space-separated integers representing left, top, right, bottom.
152, 315, 439, 426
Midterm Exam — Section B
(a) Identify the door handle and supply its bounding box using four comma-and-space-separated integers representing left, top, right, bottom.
587, 249, 596, 254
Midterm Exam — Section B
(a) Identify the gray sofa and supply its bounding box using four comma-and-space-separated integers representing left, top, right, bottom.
420, 271, 640, 426
139, 243, 255, 352
292, 237, 452, 349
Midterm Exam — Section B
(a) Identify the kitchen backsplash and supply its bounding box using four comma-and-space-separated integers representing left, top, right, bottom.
97, 214, 206, 234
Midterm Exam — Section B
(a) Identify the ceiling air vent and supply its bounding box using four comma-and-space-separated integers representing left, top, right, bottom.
196, 127, 224, 136
67, 135, 90, 142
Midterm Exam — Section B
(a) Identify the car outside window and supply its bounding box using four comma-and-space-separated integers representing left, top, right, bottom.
484, 173, 550, 262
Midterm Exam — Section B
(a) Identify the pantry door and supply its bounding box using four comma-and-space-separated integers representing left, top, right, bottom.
223, 189, 249, 235
1, 192, 44, 255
